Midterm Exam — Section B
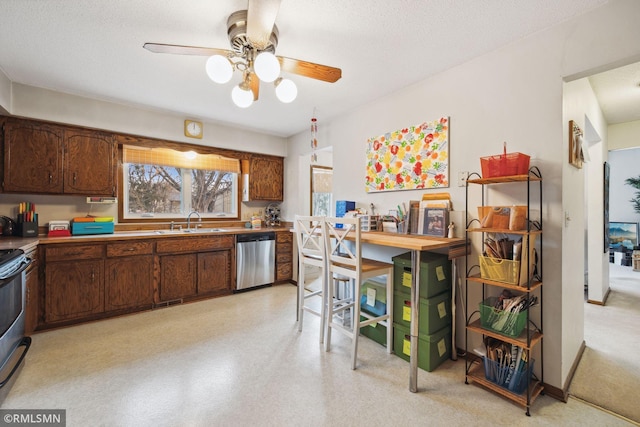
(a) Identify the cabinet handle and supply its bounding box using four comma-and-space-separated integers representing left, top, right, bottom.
91, 270, 95, 282
127, 248, 135, 251
48, 172, 52, 183
73, 172, 77, 185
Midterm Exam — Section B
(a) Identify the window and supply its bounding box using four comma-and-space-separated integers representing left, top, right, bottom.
310, 165, 333, 216
122, 146, 239, 220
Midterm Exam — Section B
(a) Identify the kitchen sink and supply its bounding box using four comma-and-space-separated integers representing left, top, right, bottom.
153, 228, 228, 234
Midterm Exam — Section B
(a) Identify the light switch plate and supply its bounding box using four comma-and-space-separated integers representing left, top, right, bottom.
458, 171, 468, 187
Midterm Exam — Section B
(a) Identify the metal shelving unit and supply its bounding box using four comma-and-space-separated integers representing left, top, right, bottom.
464, 168, 543, 416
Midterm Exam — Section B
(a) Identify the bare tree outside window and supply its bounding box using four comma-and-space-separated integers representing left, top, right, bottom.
125, 163, 237, 219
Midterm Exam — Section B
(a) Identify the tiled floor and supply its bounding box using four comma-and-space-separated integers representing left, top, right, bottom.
2, 284, 634, 426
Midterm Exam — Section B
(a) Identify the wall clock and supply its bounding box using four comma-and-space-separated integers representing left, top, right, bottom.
184, 120, 203, 139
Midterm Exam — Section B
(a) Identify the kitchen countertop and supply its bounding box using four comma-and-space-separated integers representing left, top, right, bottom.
0, 226, 290, 249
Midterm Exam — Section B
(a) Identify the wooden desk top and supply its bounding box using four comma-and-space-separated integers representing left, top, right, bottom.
361, 231, 466, 254
290, 227, 467, 257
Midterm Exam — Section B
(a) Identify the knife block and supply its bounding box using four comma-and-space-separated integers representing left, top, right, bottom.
17, 221, 39, 237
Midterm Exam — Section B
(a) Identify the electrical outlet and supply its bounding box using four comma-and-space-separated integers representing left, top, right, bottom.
458, 171, 468, 187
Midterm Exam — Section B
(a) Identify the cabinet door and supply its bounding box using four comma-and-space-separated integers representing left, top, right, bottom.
45, 260, 104, 323
64, 128, 116, 195
3, 119, 64, 193
197, 250, 232, 295
249, 156, 283, 201
159, 254, 197, 301
105, 255, 154, 311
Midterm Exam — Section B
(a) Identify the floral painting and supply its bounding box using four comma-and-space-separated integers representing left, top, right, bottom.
365, 117, 449, 192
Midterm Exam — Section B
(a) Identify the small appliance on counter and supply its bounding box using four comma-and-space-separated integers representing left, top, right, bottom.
71, 217, 115, 235
48, 220, 71, 237
2, 202, 39, 237
0, 216, 16, 237
264, 203, 281, 227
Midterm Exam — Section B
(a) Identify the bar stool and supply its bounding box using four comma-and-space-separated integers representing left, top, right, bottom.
294, 215, 327, 343
322, 216, 394, 369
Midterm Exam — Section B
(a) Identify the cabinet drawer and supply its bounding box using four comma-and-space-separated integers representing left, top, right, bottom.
156, 235, 234, 254
276, 242, 293, 254
276, 252, 292, 263
276, 262, 293, 280
46, 244, 104, 261
107, 241, 154, 257
276, 232, 293, 244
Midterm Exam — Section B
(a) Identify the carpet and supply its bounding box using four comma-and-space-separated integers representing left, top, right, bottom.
569, 263, 640, 424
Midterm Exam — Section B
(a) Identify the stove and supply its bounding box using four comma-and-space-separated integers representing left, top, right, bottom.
0, 248, 31, 407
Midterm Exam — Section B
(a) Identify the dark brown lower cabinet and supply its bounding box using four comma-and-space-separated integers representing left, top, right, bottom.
159, 254, 197, 302
37, 234, 236, 329
45, 259, 104, 323
105, 255, 154, 311
198, 251, 232, 295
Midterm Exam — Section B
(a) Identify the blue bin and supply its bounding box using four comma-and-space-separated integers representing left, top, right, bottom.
483, 356, 535, 394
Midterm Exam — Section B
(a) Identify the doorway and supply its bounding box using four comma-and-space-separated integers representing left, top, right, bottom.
310, 165, 333, 216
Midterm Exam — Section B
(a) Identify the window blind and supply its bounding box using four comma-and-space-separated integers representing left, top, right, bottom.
123, 146, 240, 173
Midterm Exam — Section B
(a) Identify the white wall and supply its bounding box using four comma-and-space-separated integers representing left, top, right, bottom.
0, 69, 10, 114
284, 0, 640, 391
609, 120, 640, 150
562, 78, 609, 323
609, 148, 640, 222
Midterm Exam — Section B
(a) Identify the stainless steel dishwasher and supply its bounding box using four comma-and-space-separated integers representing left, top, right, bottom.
236, 232, 275, 291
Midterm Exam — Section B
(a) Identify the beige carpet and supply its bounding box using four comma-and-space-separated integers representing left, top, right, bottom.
570, 263, 640, 424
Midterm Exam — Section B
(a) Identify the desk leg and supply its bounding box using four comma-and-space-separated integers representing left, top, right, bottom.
409, 249, 420, 392
450, 258, 457, 361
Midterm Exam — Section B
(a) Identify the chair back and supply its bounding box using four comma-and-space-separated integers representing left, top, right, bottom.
294, 215, 325, 263
323, 216, 362, 277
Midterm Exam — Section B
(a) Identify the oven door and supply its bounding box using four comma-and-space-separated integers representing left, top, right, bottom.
0, 259, 31, 406
0, 265, 29, 364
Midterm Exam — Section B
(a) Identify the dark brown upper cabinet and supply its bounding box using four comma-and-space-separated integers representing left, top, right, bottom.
2, 117, 117, 196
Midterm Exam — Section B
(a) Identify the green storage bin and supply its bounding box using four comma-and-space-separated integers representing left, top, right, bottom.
393, 323, 451, 372
392, 251, 451, 299
393, 291, 451, 335
360, 279, 387, 318
359, 316, 388, 347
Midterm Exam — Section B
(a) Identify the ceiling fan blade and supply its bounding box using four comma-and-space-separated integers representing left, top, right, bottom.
246, 0, 281, 50
143, 43, 231, 57
249, 72, 260, 101
278, 56, 342, 83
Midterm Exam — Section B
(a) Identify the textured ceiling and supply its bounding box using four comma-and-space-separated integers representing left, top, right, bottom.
589, 61, 640, 125
0, 0, 622, 138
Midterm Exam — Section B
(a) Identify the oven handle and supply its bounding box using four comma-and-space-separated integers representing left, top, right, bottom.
0, 258, 31, 288
0, 337, 31, 388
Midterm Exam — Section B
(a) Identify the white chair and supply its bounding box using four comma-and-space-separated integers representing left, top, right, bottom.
294, 215, 327, 343
323, 216, 394, 369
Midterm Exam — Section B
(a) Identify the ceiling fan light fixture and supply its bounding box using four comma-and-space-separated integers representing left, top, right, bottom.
254, 51, 280, 83
231, 83, 254, 108
205, 55, 233, 84
275, 77, 297, 103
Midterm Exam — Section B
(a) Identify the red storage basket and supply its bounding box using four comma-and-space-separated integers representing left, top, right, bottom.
480, 152, 530, 178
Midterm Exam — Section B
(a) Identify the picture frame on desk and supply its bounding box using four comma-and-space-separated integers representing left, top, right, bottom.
422, 208, 448, 237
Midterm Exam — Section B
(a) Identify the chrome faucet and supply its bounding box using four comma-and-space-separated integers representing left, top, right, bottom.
186, 210, 202, 230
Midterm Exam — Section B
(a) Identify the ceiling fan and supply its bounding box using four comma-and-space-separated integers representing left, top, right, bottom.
143, 0, 342, 108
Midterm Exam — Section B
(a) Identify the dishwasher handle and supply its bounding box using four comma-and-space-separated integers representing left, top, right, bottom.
236, 232, 275, 243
